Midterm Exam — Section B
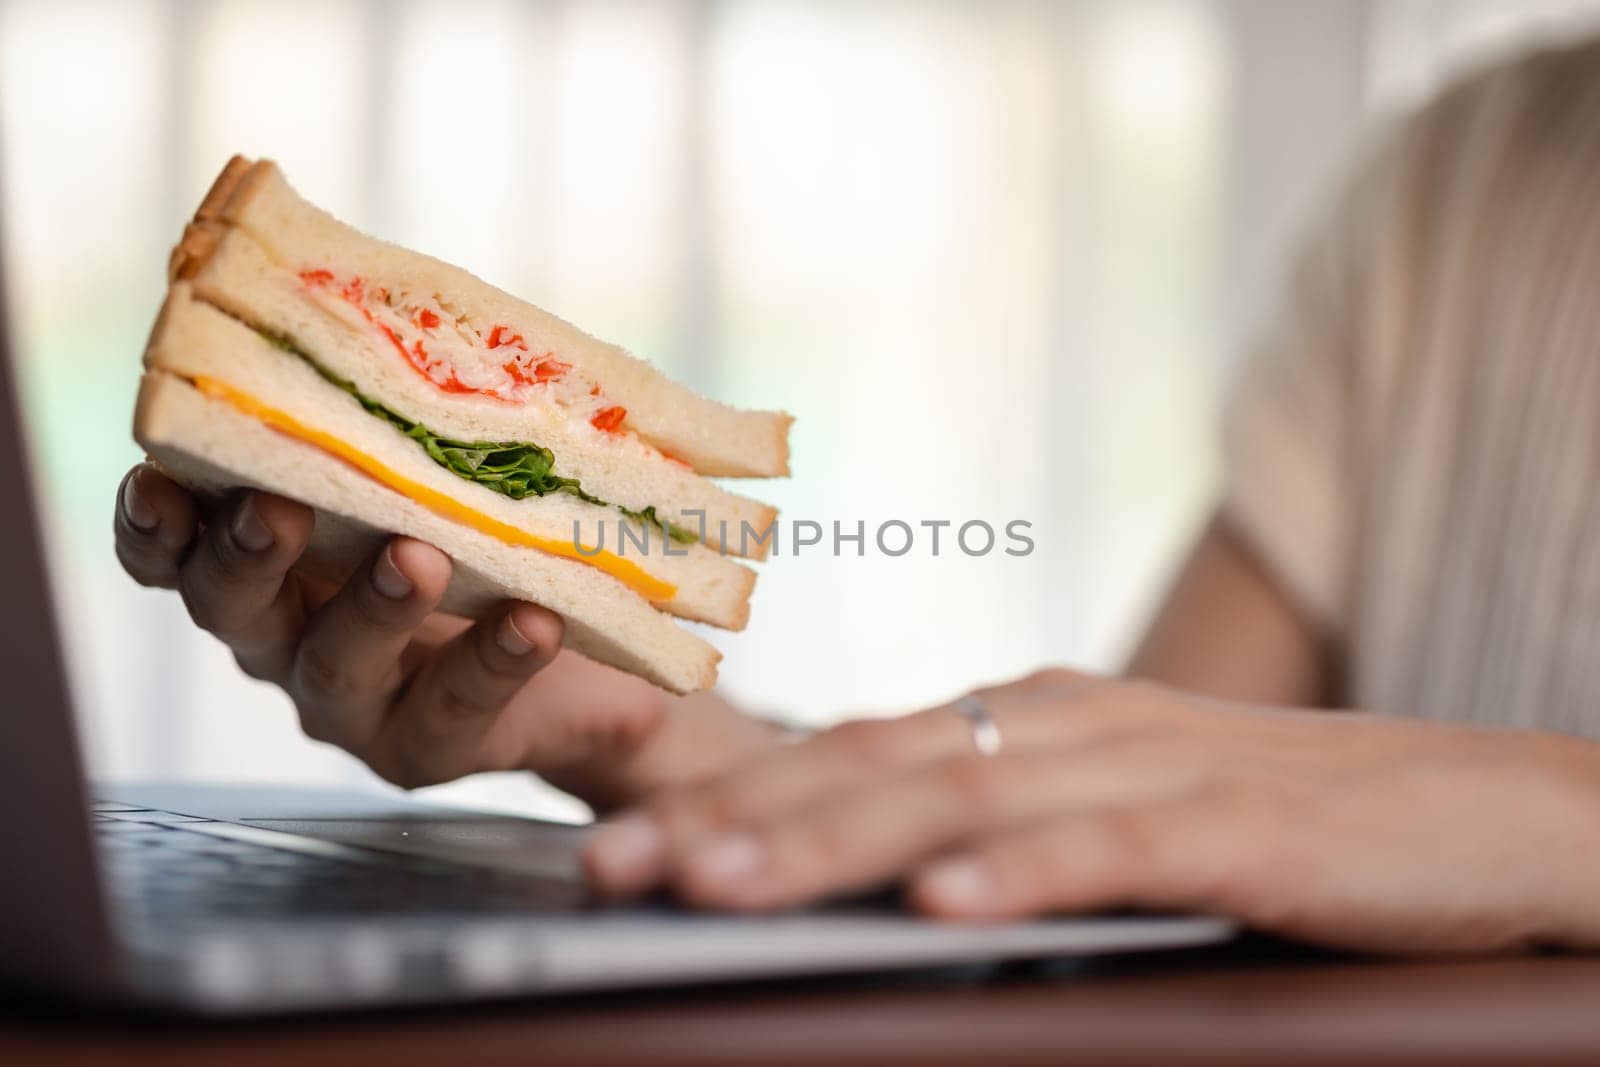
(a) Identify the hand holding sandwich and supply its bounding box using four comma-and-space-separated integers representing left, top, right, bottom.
115, 465, 779, 803
117, 154, 796, 805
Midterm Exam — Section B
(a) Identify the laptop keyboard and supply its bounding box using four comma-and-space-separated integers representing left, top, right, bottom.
94, 802, 585, 930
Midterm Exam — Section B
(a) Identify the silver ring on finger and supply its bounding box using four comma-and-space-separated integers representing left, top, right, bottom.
953, 694, 1003, 757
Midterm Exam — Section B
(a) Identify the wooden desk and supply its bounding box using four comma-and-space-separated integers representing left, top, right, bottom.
7, 943, 1600, 1065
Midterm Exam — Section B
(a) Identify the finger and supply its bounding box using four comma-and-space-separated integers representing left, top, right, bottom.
717, 674, 1142, 829
369, 601, 564, 789
907, 792, 1255, 922
582, 710, 968, 895
289, 537, 451, 753
114, 464, 200, 589
668, 731, 1209, 911
585, 678, 1138, 896
665, 695, 1085, 830
175, 490, 314, 677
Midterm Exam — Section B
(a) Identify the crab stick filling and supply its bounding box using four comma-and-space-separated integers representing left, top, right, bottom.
187, 374, 678, 604
296, 269, 632, 437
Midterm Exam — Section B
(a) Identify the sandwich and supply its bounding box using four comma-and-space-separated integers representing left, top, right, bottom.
133, 155, 791, 694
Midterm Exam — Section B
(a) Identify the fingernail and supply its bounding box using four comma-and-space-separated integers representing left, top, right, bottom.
496, 613, 534, 656
121, 475, 158, 533
587, 814, 664, 887
231, 495, 273, 552
918, 857, 993, 909
684, 832, 765, 887
371, 544, 413, 599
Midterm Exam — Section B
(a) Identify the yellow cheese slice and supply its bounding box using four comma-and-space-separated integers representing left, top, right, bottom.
189, 374, 677, 603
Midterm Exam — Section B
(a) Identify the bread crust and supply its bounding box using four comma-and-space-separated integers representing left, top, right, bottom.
195, 154, 254, 221
168, 220, 223, 282
168, 154, 254, 280
214, 158, 279, 225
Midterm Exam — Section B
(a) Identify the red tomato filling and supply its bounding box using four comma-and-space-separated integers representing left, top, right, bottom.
590, 406, 627, 433
299, 270, 647, 443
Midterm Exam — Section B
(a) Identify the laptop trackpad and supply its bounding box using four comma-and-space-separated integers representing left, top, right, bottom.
244, 817, 587, 882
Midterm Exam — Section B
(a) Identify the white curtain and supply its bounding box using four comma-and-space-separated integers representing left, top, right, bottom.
3, 0, 1597, 817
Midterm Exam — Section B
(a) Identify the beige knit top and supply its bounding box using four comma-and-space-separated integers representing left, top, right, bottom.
1223, 37, 1600, 732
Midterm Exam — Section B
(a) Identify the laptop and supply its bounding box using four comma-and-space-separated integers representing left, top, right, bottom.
0, 263, 1232, 1017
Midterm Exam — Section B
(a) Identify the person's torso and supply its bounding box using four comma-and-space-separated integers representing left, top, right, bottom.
1352, 42, 1600, 733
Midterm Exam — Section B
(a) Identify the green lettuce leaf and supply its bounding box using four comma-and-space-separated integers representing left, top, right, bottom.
264, 333, 698, 544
